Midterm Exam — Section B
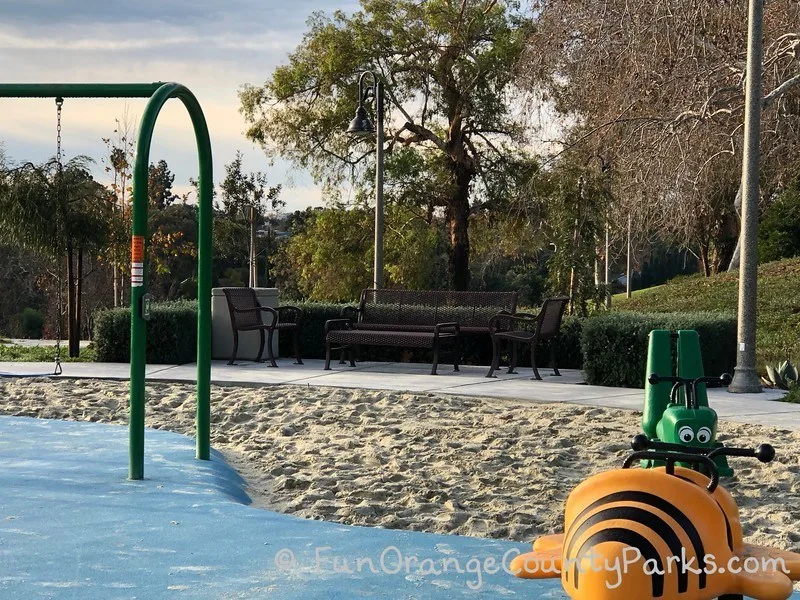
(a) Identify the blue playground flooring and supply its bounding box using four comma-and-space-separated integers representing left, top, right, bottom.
2, 416, 798, 600
0, 416, 564, 599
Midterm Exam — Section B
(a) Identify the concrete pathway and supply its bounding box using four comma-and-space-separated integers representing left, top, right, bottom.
2, 358, 798, 430
0, 416, 554, 599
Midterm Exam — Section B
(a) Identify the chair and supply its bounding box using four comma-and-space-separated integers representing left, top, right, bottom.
486, 296, 569, 380
222, 287, 303, 367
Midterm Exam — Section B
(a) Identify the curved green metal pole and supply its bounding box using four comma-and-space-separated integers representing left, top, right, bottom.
130, 82, 213, 480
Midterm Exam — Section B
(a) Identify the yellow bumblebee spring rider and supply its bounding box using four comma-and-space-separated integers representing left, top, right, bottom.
510, 434, 800, 600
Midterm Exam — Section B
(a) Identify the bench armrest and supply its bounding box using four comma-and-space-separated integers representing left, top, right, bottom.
489, 311, 538, 334
232, 305, 278, 328
434, 322, 460, 336
324, 318, 352, 335
277, 305, 302, 324
341, 306, 361, 319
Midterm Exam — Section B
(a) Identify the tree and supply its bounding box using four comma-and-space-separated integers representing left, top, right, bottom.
240, 0, 535, 290
532, 162, 611, 315
101, 111, 136, 307
219, 151, 282, 287
0, 157, 111, 356
276, 204, 444, 301
148, 159, 178, 210
520, 0, 800, 275
759, 175, 800, 264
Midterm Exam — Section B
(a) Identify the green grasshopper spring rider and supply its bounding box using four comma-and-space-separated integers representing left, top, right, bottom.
642, 329, 733, 477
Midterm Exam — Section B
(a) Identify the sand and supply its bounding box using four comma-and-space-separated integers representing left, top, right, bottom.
1, 378, 799, 554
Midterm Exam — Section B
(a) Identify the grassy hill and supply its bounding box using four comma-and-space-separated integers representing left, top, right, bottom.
613, 258, 800, 369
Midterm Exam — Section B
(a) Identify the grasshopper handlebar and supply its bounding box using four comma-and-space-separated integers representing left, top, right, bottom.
628, 434, 775, 492
648, 373, 733, 409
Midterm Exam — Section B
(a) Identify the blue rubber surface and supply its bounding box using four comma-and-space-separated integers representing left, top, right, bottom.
0, 416, 564, 599
2, 416, 796, 600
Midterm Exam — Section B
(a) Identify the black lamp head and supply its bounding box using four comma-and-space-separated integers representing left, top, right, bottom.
346, 105, 374, 137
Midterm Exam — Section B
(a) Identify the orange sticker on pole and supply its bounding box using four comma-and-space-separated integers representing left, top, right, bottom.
131, 236, 145, 263
131, 236, 145, 287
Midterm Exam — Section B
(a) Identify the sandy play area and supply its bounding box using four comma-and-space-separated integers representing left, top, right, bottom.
1, 378, 798, 553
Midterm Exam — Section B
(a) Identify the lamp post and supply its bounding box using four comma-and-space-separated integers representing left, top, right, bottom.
347, 71, 385, 290
729, 0, 763, 393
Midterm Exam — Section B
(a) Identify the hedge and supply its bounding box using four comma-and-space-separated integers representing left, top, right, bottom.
93, 301, 198, 364
581, 311, 737, 388
278, 302, 584, 369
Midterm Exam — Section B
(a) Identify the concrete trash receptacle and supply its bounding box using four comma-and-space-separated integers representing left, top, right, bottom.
212, 288, 278, 361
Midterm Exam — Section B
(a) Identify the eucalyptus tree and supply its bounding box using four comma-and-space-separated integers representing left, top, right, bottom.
219, 151, 283, 287
240, 0, 535, 290
521, 0, 800, 274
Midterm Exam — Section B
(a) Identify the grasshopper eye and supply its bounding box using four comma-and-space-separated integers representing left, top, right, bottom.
697, 427, 712, 444
678, 426, 694, 443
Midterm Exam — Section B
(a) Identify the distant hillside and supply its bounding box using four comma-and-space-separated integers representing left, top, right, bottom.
613, 258, 800, 369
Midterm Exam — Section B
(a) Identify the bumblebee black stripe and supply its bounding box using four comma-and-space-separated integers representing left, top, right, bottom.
676, 475, 734, 550
565, 507, 689, 593
573, 528, 665, 597
565, 491, 707, 589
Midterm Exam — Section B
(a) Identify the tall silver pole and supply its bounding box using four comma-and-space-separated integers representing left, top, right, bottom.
729, 0, 763, 393
373, 80, 385, 289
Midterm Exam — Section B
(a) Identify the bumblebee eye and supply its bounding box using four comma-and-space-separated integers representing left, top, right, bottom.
697, 427, 712, 444
678, 426, 694, 443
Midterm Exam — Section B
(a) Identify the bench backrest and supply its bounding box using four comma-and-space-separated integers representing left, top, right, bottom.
537, 296, 570, 339
357, 289, 518, 328
222, 287, 263, 329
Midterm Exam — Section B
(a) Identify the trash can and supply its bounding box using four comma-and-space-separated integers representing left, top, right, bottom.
211, 287, 279, 361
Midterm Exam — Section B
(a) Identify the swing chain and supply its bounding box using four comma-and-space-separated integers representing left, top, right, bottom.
53, 97, 64, 375
56, 97, 63, 170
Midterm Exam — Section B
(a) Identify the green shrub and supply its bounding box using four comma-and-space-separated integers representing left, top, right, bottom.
581, 311, 737, 388
93, 301, 198, 364
278, 302, 583, 368
20, 307, 45, 339
779, 387, 800, 404
613, 258, 800, 369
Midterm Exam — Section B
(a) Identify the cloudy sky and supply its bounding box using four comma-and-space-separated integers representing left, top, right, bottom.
0, 0, 360, 211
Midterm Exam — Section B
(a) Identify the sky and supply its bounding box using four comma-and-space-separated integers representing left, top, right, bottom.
0, 0, 360, 212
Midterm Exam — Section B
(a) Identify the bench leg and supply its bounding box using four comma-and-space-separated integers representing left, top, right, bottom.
486, 336, 501, 378
507, 341, 518, 374
254, 330, 265, 363
324, 341, 332, 370
453, 336, 461, 372
431, 340, 440, 376
293, 329, 303, 365
228, 329, 240, 365
266, 329, 278, 368
348, 348, 356, 367
530, 342, 542, 381
551, 342, 561, 376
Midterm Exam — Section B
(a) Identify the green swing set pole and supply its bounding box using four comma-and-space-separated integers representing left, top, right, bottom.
0, 83, 166, 98
130, 83, 213, 479
0, 82, 213, 480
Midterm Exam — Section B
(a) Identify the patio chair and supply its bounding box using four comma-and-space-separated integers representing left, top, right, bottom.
222, 287, 303, 367
486, 296, 569, 380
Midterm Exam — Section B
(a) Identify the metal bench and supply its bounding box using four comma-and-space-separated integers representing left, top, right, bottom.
486, 296, 569, 380
324, 289, 518, 375
222, 287, 303, 367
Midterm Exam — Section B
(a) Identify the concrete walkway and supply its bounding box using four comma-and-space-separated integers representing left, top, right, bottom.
2, 358, 799, 430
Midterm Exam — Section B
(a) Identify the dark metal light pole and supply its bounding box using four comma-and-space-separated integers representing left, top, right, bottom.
729, 0, 764, 393
347, 71, 385, 289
